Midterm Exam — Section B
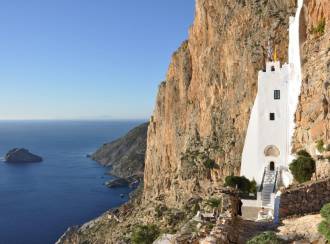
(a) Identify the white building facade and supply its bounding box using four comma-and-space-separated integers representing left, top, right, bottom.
240, 61, 291, 186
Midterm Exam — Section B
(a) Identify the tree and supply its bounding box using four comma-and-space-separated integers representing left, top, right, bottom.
225, 176, 252, 193
289, 150, 315, 183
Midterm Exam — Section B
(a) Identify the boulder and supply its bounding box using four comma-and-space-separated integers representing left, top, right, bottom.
105, 178, 129, 188
5, 148, 43, 163
105, 175, 141, 188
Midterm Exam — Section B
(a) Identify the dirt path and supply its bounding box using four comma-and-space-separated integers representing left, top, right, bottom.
234, 218, 275, 243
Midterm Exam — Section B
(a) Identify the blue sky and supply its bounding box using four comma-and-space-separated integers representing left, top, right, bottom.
0, 0, 195, 120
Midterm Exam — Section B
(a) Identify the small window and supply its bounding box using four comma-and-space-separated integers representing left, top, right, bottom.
274, 90, 280, 100
270, 113, 275, 121
271, 66, 275, 72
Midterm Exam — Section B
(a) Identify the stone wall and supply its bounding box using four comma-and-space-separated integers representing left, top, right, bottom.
279, 177, 330, 218
312, 159, 330, 180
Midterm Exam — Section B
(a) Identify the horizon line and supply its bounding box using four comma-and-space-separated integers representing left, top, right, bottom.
0, 118, 149, 122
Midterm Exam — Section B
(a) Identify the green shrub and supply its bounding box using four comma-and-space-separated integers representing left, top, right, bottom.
318, 203, 330, 241
247, 231, 284, 244
316, 140, 325, 153
310, 18, 326, 36
321, 203, 330, 220
296, 149, 312, 158
289, 150, 316, 183
224, 175, 252, 193
318, 221, 330, 241
250, 179, 257, 195
131, 224, 160, 244
206, 197, 221, 208
155, 205, 168, 218
203, 159, 216, 169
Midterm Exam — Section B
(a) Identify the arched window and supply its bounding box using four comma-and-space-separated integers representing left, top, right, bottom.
264, 145, 280, 157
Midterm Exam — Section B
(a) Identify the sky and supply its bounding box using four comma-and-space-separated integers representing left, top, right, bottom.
0, 0, 195, 120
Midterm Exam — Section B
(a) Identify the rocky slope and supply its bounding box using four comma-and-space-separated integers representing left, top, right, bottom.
144, 0, 296, 207
92, 122, 148, 178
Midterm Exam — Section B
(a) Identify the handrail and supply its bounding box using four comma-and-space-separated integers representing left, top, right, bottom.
259, 167, 267, 192
273, 167, 279, 193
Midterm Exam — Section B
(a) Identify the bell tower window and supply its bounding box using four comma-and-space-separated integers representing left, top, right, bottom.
274, 90, 280, 100
270, 113, 275, 121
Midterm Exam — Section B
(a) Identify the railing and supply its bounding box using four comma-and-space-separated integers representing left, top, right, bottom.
273, 168, 279, 193
259, 167, 267, 192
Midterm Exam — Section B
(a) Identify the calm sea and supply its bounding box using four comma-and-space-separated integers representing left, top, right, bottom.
0, 120, 143, 244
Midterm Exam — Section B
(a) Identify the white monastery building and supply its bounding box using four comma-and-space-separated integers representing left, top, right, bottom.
241, 61, 291, 186
240, 0, 304, 211
240, 60, 294, 209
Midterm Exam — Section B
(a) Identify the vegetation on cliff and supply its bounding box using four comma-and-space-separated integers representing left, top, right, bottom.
247, 231, 284, 244
131, 224, 160, 244
309, 18, 326, 36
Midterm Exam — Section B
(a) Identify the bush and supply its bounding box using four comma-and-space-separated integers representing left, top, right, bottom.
247, 231, 284, 244
296, 149, 312, 158
316, 140, 325, 153
203, 159, 216, 169
318, 203, 330, 241
310, 18, 326, 36
206, 197, 221, 208
320, 203, 330, 220
155, 204, 168, 218
289, 150, 316, 183
131, 224, 160, 244
225, 175, 252, 193
250, 179, 257, 195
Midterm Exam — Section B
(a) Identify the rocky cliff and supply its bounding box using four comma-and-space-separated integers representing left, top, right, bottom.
144, 0, 296, 207
293, 0, 330, 152
92, 122, 148, 178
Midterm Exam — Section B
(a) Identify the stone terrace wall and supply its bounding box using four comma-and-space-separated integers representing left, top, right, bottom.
312, 159, 330, 180
280, 177, 330, 218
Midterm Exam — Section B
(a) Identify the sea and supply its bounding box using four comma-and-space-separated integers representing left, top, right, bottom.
0, 120, 143, 244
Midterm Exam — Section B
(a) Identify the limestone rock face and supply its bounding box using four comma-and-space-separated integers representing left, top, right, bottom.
293, 0, 330, 152
144, 0, 296, 207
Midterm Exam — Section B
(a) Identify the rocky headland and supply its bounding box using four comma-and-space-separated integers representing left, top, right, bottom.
5, 148, 43, 163
92, 122, 148, 179
58, 0, 330, 243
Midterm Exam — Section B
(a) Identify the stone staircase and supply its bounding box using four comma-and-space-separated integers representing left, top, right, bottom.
261, 168, 277, 207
